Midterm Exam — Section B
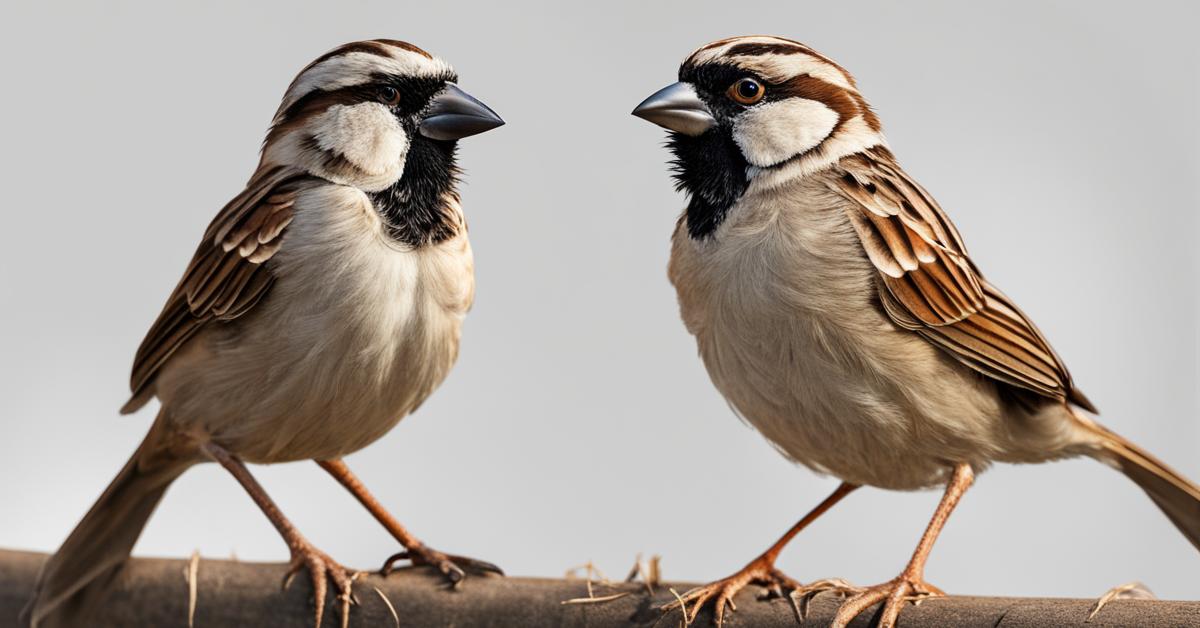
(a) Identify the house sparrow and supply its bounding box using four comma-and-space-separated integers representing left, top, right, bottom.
23, 39, 504, 628
633, 35, 1200, 627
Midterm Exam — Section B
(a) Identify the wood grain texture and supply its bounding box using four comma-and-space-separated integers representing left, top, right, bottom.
1, 550, 1196, 627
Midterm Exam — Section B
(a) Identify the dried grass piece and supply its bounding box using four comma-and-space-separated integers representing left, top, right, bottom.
183, 550, 199, 628
1087, 581, 1155, 622
624, 553, 663, 595
561, 592, 632, 605
667, 587, 690, 627
372, 585, 400, 628
562, 560, 644, 607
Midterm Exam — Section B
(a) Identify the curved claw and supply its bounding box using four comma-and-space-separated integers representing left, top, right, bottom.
660, 562, 826, 627
380, 550, 412, 577
284, 543, 359, 628
432, 557, 466, 585
832, 576, 943, 628
443, 553, 505, 576
380, 546, 504, 588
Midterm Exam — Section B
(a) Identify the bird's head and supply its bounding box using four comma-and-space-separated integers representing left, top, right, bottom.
633, 36, 884, 237
262, 39, 503, 192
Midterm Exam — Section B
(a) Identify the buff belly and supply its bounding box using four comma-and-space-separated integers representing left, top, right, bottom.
152, 184, 474, 463
669, 182, 1086, 490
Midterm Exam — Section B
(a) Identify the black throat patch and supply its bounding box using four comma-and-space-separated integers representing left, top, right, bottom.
370, 134, 462, 247
667, 128, 749, 240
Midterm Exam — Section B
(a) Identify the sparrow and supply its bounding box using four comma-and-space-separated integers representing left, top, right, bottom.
633, 35, 1200, 627
23, 39, 504, 628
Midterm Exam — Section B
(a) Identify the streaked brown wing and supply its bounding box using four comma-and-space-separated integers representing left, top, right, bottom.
831, 147, 1094, 411
123, 165, 307, 411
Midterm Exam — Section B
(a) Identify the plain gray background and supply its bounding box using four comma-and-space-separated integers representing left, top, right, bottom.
2, 0, 1197, 601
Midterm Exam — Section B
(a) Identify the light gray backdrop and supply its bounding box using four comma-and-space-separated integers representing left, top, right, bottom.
2, 0, 1197, 601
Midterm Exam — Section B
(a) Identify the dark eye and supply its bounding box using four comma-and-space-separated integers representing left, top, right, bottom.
377, 85, 401, 107
728, 78, 765, 105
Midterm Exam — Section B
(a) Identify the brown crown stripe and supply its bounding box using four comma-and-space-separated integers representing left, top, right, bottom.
686, 37, 790, 66
302, 41, 396, 73
725, 42, 812, 58
371, 39, 433, 59
725, 40, 857, 84
694, 36, 750, 54
696, 35, 811, 55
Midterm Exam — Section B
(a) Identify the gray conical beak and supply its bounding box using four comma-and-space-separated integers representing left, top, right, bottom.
419, 83, 504, 141
632, 82, 715, 136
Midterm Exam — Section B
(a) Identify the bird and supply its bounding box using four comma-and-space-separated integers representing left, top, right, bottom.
632, 35, 1200, 627
22, 39, 505, 628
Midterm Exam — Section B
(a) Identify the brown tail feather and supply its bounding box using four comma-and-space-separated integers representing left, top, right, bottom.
1092, 425, 1200, 552
21, 418, 195, 628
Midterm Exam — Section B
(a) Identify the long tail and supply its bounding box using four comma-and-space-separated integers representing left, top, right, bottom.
22, 418, 195, 628
1089, 422, 1200, 551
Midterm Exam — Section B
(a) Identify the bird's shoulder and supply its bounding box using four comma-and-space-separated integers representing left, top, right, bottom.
823, 147, 1095, 412
121, 164, 313, 413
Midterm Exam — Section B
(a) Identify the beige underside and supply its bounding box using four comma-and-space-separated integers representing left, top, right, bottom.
150, 182, 474, 463
668, 172, 1098, 490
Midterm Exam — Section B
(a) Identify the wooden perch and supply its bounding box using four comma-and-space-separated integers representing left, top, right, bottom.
1, 549, 1196, 627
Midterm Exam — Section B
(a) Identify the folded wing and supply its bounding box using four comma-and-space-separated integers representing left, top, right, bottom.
830, 147, 1095, 411
122, 165, 309, 413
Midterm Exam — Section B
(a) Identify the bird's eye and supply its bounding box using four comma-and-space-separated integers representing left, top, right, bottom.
728, 78, 765, 105
377, 85, 401, 107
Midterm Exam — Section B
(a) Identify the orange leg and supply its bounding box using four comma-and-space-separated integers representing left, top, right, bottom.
317, 459, 502, 586
832, 462, 975, 628
665, 482, 860, 625
203, 443, 356, 628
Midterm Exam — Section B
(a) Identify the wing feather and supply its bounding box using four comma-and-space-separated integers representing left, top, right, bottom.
831, 147, 1094, 411
123, 165, 308, 412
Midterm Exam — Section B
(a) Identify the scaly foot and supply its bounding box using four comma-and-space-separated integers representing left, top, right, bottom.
283, 539, 360, 628
831, 571, 943, 628
381, 544, 503, 588
662, 557, 855, 626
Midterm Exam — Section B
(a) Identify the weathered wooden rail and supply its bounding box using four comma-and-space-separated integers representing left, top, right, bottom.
1, 549, 1197, 626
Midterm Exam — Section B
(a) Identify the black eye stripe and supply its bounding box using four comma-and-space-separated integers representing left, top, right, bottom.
362, 72, 456, 115
679, 63, 747, 96
678, 63, 777, 112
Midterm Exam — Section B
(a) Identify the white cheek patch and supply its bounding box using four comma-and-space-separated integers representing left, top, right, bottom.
733, 99, 839, 168
312, 103, 409, 177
